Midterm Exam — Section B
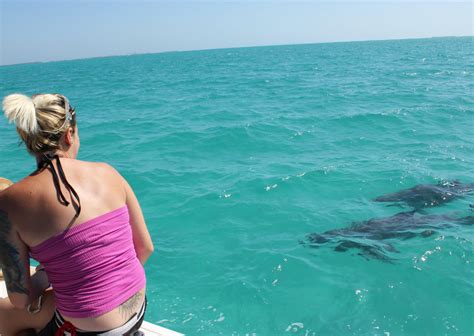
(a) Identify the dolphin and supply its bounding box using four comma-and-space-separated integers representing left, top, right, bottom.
304, 212, 473, 262
373, 180, 474, 209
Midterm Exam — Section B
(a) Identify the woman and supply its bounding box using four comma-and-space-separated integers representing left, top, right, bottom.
0, 93, 154, 335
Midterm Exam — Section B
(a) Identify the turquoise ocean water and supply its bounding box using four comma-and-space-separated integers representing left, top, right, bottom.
1, 37, 473, 335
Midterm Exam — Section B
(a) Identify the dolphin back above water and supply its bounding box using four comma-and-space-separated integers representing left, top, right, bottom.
374, 180, 474, 209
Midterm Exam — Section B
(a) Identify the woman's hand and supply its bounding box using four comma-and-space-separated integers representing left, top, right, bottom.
31, 265, 50, 294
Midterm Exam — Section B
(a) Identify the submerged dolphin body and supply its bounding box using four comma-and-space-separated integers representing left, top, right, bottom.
374, 181, 474, 209
304, 212, 474, 262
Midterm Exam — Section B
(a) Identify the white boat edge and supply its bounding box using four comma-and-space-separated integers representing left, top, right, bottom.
0, 269, 184, 336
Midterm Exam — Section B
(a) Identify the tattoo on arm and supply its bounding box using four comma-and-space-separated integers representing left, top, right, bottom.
0, 209, 30, 295
119, 291, 144, 319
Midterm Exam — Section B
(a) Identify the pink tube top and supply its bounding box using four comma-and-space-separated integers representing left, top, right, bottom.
30, 206, 146, 318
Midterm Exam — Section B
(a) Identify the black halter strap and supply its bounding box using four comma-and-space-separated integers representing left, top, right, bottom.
39, 154, 81, 217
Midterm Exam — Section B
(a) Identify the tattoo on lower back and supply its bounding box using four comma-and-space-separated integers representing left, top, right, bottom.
0, 209, 30, 295
119, 291, 143, 319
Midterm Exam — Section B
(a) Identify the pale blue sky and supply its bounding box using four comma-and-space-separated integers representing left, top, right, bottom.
0, 0, 472, 65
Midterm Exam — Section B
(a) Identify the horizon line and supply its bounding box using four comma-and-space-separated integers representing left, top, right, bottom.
1, 34, 472, 67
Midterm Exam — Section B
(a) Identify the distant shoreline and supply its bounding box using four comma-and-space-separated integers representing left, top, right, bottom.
1, 35, 472, 68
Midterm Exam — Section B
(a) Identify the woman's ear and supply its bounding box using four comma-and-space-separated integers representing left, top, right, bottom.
65, 127, 74, 146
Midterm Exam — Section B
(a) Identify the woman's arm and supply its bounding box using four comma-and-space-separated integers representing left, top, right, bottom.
0, 206, 31, 309
123, 179, 154, 265
30, 265, 50, 297
107, 165, 154, 265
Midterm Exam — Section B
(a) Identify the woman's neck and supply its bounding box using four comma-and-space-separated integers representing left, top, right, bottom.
35, 150, 71, 165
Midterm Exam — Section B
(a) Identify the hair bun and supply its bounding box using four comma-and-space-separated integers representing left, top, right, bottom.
2, 93, 39, 134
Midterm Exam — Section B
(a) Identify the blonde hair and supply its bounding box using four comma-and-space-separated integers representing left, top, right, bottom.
2, 93, 76, 154
0, 177, 13, 191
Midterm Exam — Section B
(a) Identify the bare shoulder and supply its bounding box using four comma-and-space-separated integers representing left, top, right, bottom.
81, 160, 118, 173
0, 178, 34, 209
73, 160, 125, 187
70, 160, 118, 177
91, 161, 121, 179
0, 188, 10, 210
0, 183, 22, 227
